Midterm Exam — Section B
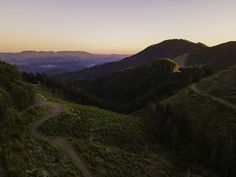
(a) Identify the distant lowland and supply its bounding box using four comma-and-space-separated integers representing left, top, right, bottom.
0, 51, 129, 75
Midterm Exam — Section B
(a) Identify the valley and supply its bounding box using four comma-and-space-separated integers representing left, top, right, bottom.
0, 39, 235, 177
1, 0, 236, 176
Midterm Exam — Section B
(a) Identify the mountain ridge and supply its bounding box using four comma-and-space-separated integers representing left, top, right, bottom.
62, 39, 206, 81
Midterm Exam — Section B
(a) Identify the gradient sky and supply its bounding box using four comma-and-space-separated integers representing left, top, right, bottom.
0, 0, 236, 54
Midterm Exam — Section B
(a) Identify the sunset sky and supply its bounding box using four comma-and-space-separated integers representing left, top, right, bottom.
0, 0, 236, 54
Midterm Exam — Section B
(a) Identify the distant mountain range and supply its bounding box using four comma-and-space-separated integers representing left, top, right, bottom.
61, 39, 236, 81
0, 51, 129, 74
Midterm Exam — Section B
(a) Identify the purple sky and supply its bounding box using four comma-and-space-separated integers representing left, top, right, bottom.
0, 0, 235, 54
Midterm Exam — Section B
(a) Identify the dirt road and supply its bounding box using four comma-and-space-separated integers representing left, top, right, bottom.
191, 84, 236, 112
31, 96, 93, 177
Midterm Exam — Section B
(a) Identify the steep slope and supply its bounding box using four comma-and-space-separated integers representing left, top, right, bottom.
0, 61, 83, 177
0, 61, 34, 123
76, 59, 209, 113
36, 87, 173, 177
161, 65, 236, 176
81, 59, 180, 103
185, 41, 236, 71
196, 65, 236, 103
62, 39, 206, 81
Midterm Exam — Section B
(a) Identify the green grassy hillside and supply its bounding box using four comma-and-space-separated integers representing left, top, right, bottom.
196, 65, 236, 103
161, 66, 236, 176
0, 105, 82, 177
0, 61, 34, 123
38, 90, 172, 177
1, 60, 235, 177
0, 61, 82, 177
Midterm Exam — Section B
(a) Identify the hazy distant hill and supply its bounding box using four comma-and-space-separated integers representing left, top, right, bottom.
185, 41, 236, 71
61, 39, 206, 81
0, 51, 128, 74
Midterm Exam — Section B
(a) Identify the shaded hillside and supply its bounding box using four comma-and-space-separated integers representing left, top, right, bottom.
0, 61, 34, 123
62, 39, 206, 81
80, 59, 181, 103
196, 65, 236, 103
37, 87, 172, 177
155, 66, 236, 177
185, 41, 236, 71
26, 59, 210, 113
77, 59, 210, 112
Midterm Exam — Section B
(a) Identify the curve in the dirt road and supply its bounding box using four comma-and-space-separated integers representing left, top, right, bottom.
191, 84, 236, 112
31, 96, 93, 177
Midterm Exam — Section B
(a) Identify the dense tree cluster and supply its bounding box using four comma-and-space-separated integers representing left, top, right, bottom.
0, 61, 34, 122
76, 59, 211, 112
22, 59, 211, 113
145, 103, 236, 177
0, 61, 35, 176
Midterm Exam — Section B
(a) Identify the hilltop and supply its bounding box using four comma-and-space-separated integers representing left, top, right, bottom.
185, 41, 236, 71
61, 39, 206, 81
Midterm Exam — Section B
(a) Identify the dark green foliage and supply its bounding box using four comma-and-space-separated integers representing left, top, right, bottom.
145, 103, 191, 150
22, 59, 210, 113
0, 106, 81, 177
0, 61, 34, 122
39, 101, 172, 177
74, 59, 211, 113
196, 64, 236, 103
160, 81, 236, 177
82, 59, 179, 103
143, 101, 236, 177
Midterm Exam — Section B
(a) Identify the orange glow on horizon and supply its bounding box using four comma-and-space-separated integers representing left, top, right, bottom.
0, 0, 235, 54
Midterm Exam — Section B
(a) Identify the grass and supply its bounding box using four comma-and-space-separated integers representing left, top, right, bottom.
160, 67, 236, 176
196, 65, 236, 103
73, 139, 171, 177
162, 87, 236, 139
0, 105, 82, 177
37, 85, 172, 177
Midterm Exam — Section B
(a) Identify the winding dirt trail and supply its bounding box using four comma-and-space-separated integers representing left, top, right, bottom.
0, 95, 46, 129
191, 84, 236, 112
31, 96, 93, 177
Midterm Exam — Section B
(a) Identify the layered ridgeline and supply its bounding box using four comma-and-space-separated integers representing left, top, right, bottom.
141, 65, 236, 177
61, 39, 236, 81
61, 39, 206, 81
